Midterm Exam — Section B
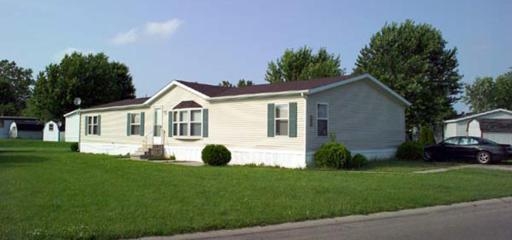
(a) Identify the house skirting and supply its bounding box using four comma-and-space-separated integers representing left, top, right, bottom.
165, 146, 306, 168
79, 142, 307, 168
80, 142, 140, 156
305, 147, 397, 163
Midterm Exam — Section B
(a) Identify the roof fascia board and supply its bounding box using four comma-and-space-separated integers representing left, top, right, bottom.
209, 90, 308, 102
444, 108, 512, 123
308, 73, 412, 106
144, 81, 211, 105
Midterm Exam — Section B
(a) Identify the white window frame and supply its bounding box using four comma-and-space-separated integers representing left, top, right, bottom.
317, 103, 329, 137
87, 115, 99, 135
275, 104, 289, 136
173, 108, 202, 137
129, 113, 141, 136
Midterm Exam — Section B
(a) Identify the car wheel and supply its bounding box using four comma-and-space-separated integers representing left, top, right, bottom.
476, 151, 491, 164
424, 150, 433, 162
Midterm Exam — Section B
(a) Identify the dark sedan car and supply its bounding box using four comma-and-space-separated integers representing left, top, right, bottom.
424, 136, 512, 164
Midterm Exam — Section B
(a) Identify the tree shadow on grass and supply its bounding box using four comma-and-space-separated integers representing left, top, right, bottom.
0, 154, 48, 168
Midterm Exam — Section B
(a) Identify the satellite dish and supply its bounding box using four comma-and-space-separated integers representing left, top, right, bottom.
73, 97, 82, 106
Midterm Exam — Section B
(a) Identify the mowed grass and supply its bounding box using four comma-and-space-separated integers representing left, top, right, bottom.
2, 140, 512, 239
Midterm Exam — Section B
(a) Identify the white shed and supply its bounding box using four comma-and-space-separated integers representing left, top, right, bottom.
43, 121, 64, 142
444, 108, 512, 145
64, 109, 80, 142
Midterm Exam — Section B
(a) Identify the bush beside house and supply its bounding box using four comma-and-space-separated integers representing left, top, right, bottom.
201, 144, 231, 166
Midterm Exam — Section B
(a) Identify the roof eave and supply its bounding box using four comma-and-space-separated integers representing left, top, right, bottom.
444, 108, 512, 123
209, 90, 308, 102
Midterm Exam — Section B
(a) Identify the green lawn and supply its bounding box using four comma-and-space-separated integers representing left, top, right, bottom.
2, 139, 512, 239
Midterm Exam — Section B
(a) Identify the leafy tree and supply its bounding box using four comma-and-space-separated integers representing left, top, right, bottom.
463, 71, 512, 112
462, 77, 496, 112
237, 79, 253, 87
219, 80, 233, 88
218, 79, 254, 88
265, 46, 343, 83
0, 60, 34, 115
355, 20, 462, 129
27, 52, 136, 121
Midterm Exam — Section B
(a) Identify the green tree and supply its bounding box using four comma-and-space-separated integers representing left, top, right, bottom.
265, 46, 343, 83
0, 60, 34, 115
462, 77, 496, 112
219, 80, 233, 87
355, 20, 462, 129
463, 71, 512, 112
237, 79, 253, 87
27, 52, 136, 121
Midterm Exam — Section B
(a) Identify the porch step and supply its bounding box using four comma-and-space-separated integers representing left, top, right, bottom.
131, 144, 165, 160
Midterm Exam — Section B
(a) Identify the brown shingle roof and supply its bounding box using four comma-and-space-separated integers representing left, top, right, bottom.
90, 97, 150, 109
479, 119, 512, 133
173, 100, 202, 109
177, 74, 357, 97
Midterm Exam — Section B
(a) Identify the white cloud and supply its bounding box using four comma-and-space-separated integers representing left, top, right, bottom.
52, 47, 95, 62
144, 18, 183, 38
108, 18, 183, 45
110, 28, 139, 45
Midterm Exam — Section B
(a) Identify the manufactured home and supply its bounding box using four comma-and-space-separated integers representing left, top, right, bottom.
63, 110, 80, 142
74, 73, 410, 168
444, 108, 512, 145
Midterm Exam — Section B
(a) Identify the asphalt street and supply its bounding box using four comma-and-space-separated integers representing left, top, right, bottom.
146, 197, 512, 240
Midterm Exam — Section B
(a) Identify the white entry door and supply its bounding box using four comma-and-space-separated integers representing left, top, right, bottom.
153, 108, 163, 144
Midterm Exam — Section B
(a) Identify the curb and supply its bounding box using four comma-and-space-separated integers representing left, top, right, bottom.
138, 196, 512, 240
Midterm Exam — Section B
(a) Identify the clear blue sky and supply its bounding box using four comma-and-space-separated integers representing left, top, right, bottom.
2, 0, 511, 112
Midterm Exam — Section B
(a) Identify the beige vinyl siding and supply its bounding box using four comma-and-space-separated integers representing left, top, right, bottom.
81, 108, 149, 145
306, 78, 406, 152
208, 96, 305, 150
81, 85, 306, 151
450, 112, 512, 137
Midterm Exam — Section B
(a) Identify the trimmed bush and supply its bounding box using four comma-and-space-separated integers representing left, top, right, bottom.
396, 141, 423, 161
347, 153, 368, 169
314, 142, 351, 169
201, 144, 231, 166
418, 125, 435, 145
70, 143, 79, 152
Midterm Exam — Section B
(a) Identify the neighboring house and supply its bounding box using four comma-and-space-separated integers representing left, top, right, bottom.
444, 108, 512, 145
7, 119, 44, 139
73, 73, 410, 168
43, 120, 65, 142
0, 116, 41, 139
64, 110, 80, 142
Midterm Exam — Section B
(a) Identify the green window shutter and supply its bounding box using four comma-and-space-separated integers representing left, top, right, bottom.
202, 109, 209, 137
84, 116, 88, 136
168, 111, 173, 137
289, 102, 297, 138
267, 103, 275, 137
140, 112, 145, 136
97, 115, 101, 136
127, 113, 131, 136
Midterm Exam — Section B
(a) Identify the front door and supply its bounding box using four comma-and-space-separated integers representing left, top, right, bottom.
153, 108, 163, 144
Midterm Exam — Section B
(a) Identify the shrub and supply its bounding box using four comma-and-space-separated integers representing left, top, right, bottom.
347, 153, 368, 169
314, 142, 351, 169
201, 144, 231, 166
396, 141, 423, 161
418, 125, 435, 145
70, 143, 79, 152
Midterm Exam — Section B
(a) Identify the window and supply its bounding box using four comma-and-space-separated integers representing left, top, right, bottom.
317, 104, 328, 136
49, 123, 54, 131
129, 113, 141, 135
173, 109, 202, 137
86, 116, 99, 135
154, 108, 162, 137
443, 137, 459, 145
275, 104, 289, 136
460, 137, 478, 145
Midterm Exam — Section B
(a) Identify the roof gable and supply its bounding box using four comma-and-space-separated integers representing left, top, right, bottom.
444, 108, 512, 123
